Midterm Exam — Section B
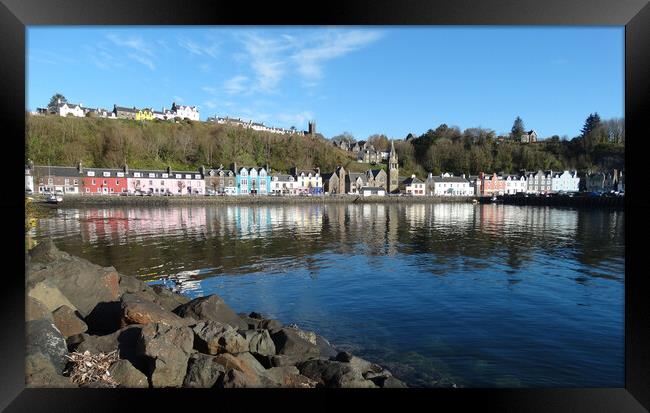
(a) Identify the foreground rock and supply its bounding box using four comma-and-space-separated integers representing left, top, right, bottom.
136, 322, 194, 387
174, 295, 248, 330
25, 240, 409, 388
52, 305, 88, 338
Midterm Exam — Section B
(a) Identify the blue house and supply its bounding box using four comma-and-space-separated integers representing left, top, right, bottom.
235, 166, 271, 195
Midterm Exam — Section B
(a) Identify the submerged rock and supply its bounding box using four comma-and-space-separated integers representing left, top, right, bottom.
270, 328, 320, 359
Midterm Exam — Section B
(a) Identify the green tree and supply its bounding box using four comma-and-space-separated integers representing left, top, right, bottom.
510, 116, 525, 141
48, 94, 66, 112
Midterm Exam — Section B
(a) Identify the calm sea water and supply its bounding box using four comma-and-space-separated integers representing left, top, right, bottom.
29, 203, 625, 388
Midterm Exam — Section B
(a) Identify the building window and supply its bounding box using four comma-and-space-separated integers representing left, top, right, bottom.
110, 188, 114, 193
64, 179, 70, 185
149, 180, 153, 185
116, 180, 120, 185
85, 188, 89, 193
91, 179, 96, 185
103, 180, 107, 185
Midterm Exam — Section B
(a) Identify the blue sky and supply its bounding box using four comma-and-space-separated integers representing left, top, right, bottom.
27, 26, 624, 140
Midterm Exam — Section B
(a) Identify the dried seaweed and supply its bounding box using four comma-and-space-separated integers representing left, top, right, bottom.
64, 350, 120, 387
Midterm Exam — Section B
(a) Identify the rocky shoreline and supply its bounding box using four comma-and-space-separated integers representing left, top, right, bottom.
41, 194, 475, 207
25, 239, 408, 388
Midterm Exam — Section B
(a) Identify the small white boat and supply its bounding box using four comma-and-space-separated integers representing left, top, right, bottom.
46, 193, 63, 204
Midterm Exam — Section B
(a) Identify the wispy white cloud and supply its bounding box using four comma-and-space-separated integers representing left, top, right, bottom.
106, 33, 157, 70
277, 110, 314, 127
233, 29, 383, 93
223, 75, 249, 95
173, 96, 185, 103
29, 49, 78, 66
203, 100, 218, 109
178, 37, 219, 58
291, 30, 382, 81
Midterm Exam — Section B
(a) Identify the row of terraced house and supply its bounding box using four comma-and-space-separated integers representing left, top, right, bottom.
24, 161, 623, 197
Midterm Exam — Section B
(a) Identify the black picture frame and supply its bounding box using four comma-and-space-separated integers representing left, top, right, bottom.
2, 0, 648, 411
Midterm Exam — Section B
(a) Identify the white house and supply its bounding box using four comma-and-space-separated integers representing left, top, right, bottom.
55, 100, 85, 117
427, 173, 473, 196
167, 102, 200, 121
25, 165, 34, 192
361, 187, 386, 196
271, 174, 298, 195
551, 170, 580, 193
503, 174, 528, 195
292, 168, 323, 195
526, 170, 553, 194
401, 175, 426, 196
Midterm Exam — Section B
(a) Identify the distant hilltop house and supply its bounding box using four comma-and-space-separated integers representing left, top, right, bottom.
206, 116, 312, 136
520, 130, 538, 143
113, 105, 155, 121
52, 99, 85, 117
114, 102, 198, 121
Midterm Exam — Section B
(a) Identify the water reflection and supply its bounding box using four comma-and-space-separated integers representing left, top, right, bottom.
30, 203, 624, 388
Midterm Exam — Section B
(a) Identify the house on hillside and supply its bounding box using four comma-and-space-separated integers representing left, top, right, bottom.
271, 174, 298, 195
480, 172, 506, 196
53, 100, 85, 117
502, 174, 528, 195
290, 167, 323, 195
526, 170, 553, 194
520, 130, 538, 143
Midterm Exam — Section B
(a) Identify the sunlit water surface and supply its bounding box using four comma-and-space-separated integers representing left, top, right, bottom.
30, 203, 624, 387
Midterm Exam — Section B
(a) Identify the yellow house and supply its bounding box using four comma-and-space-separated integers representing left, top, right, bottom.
135, 108, 154, 121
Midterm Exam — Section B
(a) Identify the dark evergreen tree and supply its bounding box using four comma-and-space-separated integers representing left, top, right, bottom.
580, 113, 602, 138
510, 116, 525, 140
47, 93, 66, 112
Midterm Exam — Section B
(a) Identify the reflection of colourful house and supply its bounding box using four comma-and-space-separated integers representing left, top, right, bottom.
135, 108, 154, 121
234, 166, 271, 195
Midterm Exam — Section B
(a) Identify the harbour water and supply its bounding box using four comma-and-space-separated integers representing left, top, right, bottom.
29, 203, 625, 388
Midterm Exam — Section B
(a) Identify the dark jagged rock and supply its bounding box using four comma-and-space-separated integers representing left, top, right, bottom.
249, 312, 264, 319
25, 353, 77, 388
296, 359, 378, 388
26, 319, 68, 374
270, 328, 320, 359
109, 359, 149, 388
183, 353, 226, 388
241, 329, 276, 356
137, 322, 194, 388
151, 284, 191, 311
74, 324, 147, 373
192, 321, 249, 355
27, 251, 120, 317
316, 335, 338, 359
174, 294, 248, 330
258, 318, 283, 332
52, 305, 88, 338
84, 300, 122, 335
120, 293, 193, 328
119, 275, 189, 312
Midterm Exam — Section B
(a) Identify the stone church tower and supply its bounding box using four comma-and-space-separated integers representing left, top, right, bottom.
388, 139, 399, 193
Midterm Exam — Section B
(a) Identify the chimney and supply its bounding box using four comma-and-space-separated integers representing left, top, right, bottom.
166, 166, 171, 174
411, 174, 415, 179
462, 173, 466, 179
77, 161, 83, 173
199, 165, 205, 176
80, 102, 83, 107
123, 163, 129, 174
315, 167, 320, 175
479, 172, 485, 180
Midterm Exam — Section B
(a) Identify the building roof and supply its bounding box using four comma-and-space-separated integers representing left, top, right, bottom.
271, 174, 294, 181
429, 176, 468, 183
360, 186, 385, 191
368, 169, 385, 178
114, 106, 138, 113
321, 172, 334, 180
33, 166, 81, 177
348, 172, 366, 181
402, 176, 424, 185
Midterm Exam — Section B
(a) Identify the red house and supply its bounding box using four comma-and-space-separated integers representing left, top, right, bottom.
480, 172, 506, 196
80, 166, 128, 195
